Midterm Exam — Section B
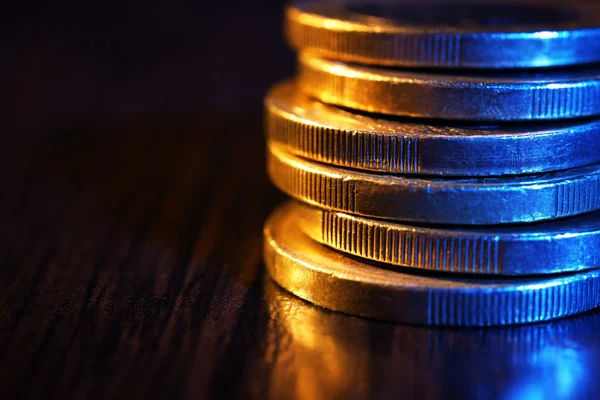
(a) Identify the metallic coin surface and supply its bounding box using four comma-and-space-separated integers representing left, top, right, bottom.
287, 0, 600, 69
265, 277, 600, 400
267, 141, 600, 225
266, 80, 600, 176
297, 54, 600, 121
264, 201, 600, 326
293, 201, 600, 276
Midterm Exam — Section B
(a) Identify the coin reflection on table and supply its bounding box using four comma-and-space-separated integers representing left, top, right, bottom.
263, 278, 373, 400
263, 278, 600, 399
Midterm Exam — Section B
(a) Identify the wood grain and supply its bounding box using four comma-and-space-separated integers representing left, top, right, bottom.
3, 2, 600, 399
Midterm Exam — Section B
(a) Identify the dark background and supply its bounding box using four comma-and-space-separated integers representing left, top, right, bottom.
2, 2, 600, 399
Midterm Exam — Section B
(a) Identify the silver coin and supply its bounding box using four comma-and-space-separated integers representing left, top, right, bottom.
264, 201, 600, 326
298, 54, 600, 121
293, 201, 600, 275
267, 141, 600, 225
287, 0, 600, 69
266, 80, 600, 176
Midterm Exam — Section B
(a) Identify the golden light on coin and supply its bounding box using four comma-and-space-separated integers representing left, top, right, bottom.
263, 0, 600, 326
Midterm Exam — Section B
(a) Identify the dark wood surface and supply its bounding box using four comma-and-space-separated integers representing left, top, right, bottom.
3, 2, 600, 399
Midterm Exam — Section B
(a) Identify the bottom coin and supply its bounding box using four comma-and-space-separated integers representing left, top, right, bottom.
263, 278, 600, 399
264, 201, 600, 326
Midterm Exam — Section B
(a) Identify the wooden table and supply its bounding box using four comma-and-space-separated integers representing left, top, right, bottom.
3, 2, 600, 399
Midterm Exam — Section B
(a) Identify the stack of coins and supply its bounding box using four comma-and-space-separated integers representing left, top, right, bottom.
263, 0, 600, 326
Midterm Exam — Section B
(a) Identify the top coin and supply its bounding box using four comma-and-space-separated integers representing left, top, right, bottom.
286, 0, 600, 69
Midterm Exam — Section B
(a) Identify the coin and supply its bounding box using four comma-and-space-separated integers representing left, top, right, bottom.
265, 277, 600, 399
292, 201, 600, 275
266, 80, 600, 176
267, 141, 600, 225
264, 201, 600, 326
297, 54, 600, 121
286, 0, 600, 69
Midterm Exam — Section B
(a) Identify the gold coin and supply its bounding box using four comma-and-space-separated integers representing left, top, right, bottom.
264, 277, 600, 399
265, 79, 600, 176
285, 0, 600, 69
266, 140, 600, 225
296, 53, 600, 121
264, 201, 600, 326
292, 201, 600, 276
